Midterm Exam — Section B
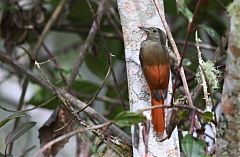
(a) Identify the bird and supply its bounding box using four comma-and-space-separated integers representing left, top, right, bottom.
139, 26, 170, 136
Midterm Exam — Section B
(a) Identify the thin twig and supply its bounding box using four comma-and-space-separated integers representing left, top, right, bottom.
152, 0, 194, 108
53, 26, 120, 38
175, 40, 217, 50
152, 0, 202, 134
106, 12, 123, 39
67, 0, 106, 86
35, 53, 131, 148
192, 84, 203, 102
85, 0, 97, 20
41, 43, 67, 85
74, 115, 130, 157
0, 104, 16, 112
86, 1, 127, 110
81, 68, 111, 112
54, 66, 111, 132
108, 53, 128, 110
32, 0, 70, 56
0, 52, 132, 145
195, 31, 216, 140
214, 0, 226, 10
32, 122, 111, 157
107, 6, 122, 32
0, 97, 56, 113
138, 104, 204, 114
7, 0, 69, 152
7, 77, 29, 154
75, 92, 128, 106
38, 41, 81, 63
170, 0, 202, 108
196, 32, 211, 107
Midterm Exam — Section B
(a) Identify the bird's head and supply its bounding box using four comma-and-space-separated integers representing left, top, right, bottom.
139, 26, 167, 43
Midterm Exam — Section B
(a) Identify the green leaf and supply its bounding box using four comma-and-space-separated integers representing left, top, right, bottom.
67, 0, 94, 27
72, 80, 99, 94
181, 134, 207, 157
5, 122, 36, 146
85, 38, 123, 79
28, 89, 59, 109
164, 0, 177, 15
105, 88, 124, 119
54, 67, 71, 75
85, 47, 109, 79
177, 0, 193, 22
177, 110, 188, 120
0, 153, 12, 157
113, 111, 145, 127
0, 112, 26, 128
200, 111, 213, 123
0, 152, 12, 157
199, 25, 220, 44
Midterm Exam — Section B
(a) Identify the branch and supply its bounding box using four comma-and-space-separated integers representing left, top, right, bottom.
152, 0, 195, 108
195, 32, 211, 107
152, 0, 203, 135
108, 53, 128, 110
175, 40, 217, 50
74, 92, 128, 106
32, 0, 70, 56
7, 0, 70, 151
138, 104, 204, 114
0, 52, 132, 145
7, 23, 63, 153
32, 122, 111, 157
67, 0, 106, 86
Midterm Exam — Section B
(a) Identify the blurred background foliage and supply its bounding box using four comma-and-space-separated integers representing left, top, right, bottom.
0, 0, 233, 156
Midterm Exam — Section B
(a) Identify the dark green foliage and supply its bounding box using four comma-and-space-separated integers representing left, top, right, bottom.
113, 111, 145, 127
200, 111, 213, 123
181, 134, 207, 157
28, 88, 59, 109
72, 80, 100, 94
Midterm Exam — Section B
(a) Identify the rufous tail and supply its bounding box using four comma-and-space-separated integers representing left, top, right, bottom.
151, 97, 165, 134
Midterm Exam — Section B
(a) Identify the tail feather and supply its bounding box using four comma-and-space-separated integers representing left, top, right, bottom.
151, 97, 165, 134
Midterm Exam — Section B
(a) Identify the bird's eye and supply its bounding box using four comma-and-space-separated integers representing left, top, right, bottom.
153, 29, 157, 33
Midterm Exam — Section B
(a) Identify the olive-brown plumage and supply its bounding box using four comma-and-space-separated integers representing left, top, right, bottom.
139, 27, 170, 135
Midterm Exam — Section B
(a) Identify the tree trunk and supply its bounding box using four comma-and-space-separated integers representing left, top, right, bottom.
117, 0, 180, 156
217, 1, 240, 156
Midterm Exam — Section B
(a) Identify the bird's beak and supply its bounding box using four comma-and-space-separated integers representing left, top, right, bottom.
138, 26, 150, 33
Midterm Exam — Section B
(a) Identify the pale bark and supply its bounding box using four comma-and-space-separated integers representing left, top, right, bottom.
117, 0, 180, 156
217, 0, 240, 156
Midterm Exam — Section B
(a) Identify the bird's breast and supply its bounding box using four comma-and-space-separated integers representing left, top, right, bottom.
140, 40, 169, 65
